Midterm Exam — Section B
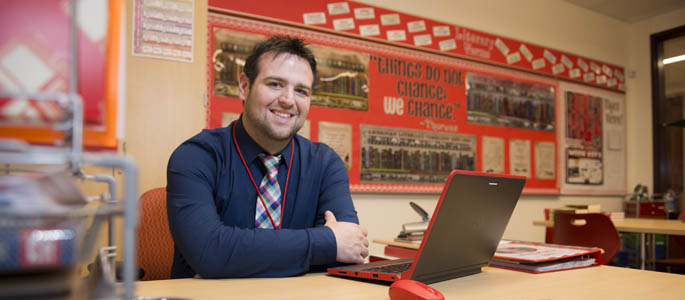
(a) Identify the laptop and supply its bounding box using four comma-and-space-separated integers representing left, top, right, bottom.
327, 170, 526, 284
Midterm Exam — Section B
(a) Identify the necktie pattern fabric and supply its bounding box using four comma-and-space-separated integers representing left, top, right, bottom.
255, 154, 282, 229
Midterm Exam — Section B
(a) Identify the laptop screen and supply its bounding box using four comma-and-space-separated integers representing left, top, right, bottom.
410, 170, 525, 283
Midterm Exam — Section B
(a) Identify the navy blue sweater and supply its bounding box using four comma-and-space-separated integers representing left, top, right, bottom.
166, 118, 358, 278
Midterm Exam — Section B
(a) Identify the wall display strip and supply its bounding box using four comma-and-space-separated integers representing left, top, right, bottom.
207, 14, 560, 194
209, 0, 626, 93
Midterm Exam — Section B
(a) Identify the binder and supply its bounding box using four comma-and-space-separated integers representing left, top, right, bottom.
384, 245, 418, 258
490, 240, 602, 273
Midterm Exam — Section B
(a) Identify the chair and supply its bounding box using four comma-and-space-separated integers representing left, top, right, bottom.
552, 212, 621, 264
136, 187, 174, 280
543, 208, 554, 243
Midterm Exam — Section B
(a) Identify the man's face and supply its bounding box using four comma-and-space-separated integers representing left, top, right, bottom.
239, 52, 313, 143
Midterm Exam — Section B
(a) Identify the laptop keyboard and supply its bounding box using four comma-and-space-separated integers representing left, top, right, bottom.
362, 262, 412, 274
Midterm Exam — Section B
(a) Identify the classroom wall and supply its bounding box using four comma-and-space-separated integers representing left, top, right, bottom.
123, 0, 207, 192
121, 0, 685, 257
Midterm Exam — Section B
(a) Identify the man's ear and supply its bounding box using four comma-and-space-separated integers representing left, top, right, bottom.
238, 73, 250, 102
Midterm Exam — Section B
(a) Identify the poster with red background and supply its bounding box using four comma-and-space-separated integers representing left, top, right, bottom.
0, 0, 121, 149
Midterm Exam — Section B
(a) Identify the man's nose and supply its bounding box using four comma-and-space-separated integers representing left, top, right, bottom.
278, 88, 295, 107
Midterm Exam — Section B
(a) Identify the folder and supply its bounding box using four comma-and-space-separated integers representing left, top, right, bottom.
489, 240, 602, 273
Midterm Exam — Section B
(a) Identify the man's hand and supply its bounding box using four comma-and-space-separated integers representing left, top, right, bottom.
324, 210, 369, 264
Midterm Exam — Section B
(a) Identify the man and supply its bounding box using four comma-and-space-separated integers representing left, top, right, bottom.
166, 35, 369, 279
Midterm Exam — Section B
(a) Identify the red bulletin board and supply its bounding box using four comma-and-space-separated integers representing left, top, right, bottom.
207, 15, 559, 194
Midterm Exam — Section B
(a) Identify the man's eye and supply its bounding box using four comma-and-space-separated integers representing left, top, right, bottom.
296, 89, 310, 96
268, 82, 282, 88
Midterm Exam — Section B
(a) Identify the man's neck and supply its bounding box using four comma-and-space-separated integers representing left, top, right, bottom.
242, 120, 289, 155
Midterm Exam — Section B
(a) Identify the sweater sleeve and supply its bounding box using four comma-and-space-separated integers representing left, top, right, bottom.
166, 139, 337, 278
313, 145, 359, 226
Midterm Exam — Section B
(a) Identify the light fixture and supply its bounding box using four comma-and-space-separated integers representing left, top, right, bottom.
663, 54, 685, 65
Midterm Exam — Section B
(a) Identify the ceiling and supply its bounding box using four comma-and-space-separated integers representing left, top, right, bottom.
563, 0, 685, 23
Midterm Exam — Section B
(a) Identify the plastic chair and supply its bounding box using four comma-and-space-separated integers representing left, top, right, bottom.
552, 212, 621, 264
136, 187, 174, 280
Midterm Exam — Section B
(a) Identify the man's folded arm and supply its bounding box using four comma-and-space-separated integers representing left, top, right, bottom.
314, 148, 359, 226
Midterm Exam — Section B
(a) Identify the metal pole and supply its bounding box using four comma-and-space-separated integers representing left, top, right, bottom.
68, 0, 83, 174
83, 154, 138, 300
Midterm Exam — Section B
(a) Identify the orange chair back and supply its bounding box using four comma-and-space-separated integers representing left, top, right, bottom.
137, 187, 174, 280
552, 212, 620, 264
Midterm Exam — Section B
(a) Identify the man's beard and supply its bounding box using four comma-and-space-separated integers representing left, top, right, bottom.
244, 107, 301, 142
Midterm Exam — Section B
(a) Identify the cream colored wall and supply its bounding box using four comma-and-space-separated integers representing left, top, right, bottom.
113, 0, 207, 259
120, 0, 685, 258
123, 0, 207, 191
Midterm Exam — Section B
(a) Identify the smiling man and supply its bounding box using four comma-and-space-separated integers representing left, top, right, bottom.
165, 35, 369, 279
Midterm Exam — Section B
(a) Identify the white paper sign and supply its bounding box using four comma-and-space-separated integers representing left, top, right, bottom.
495, 38, 509, 55
577, 58, 588, 72
506, 52, 521, 64
482, 136, 505, 174
510, 139, 532, 178
413, 34, 432, 46
596, 75, 607, 84
327, 2, 350, 15
543, 49, 556, 64
532, 58, 546, 70
432, 25, 450, 37
535, 141, 555, 180
439, 39, 456, 51
590, 62, 600, 74
614, 69, 624, 81
303, 12, 326, 25
387, 30, 406, 41
407, 20, 426, 33
381, 13, 400, 26
561, 55, 573, 69
602, 65, 612, 76
519, 44, 533, 62
552, 63, 565, 75
359, 24, 380, 36
333, 18, 355, 31
354, 7, 375, 19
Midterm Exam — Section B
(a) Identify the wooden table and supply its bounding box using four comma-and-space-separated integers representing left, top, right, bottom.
533, 217, 685, 269
532, 218, 685, 235
135, 266, 685, 300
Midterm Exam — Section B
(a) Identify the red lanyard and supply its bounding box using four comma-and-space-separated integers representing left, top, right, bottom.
232, 121, 294, 230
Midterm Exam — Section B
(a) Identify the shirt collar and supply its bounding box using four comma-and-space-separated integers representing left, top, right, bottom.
234, 116, 294, 165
